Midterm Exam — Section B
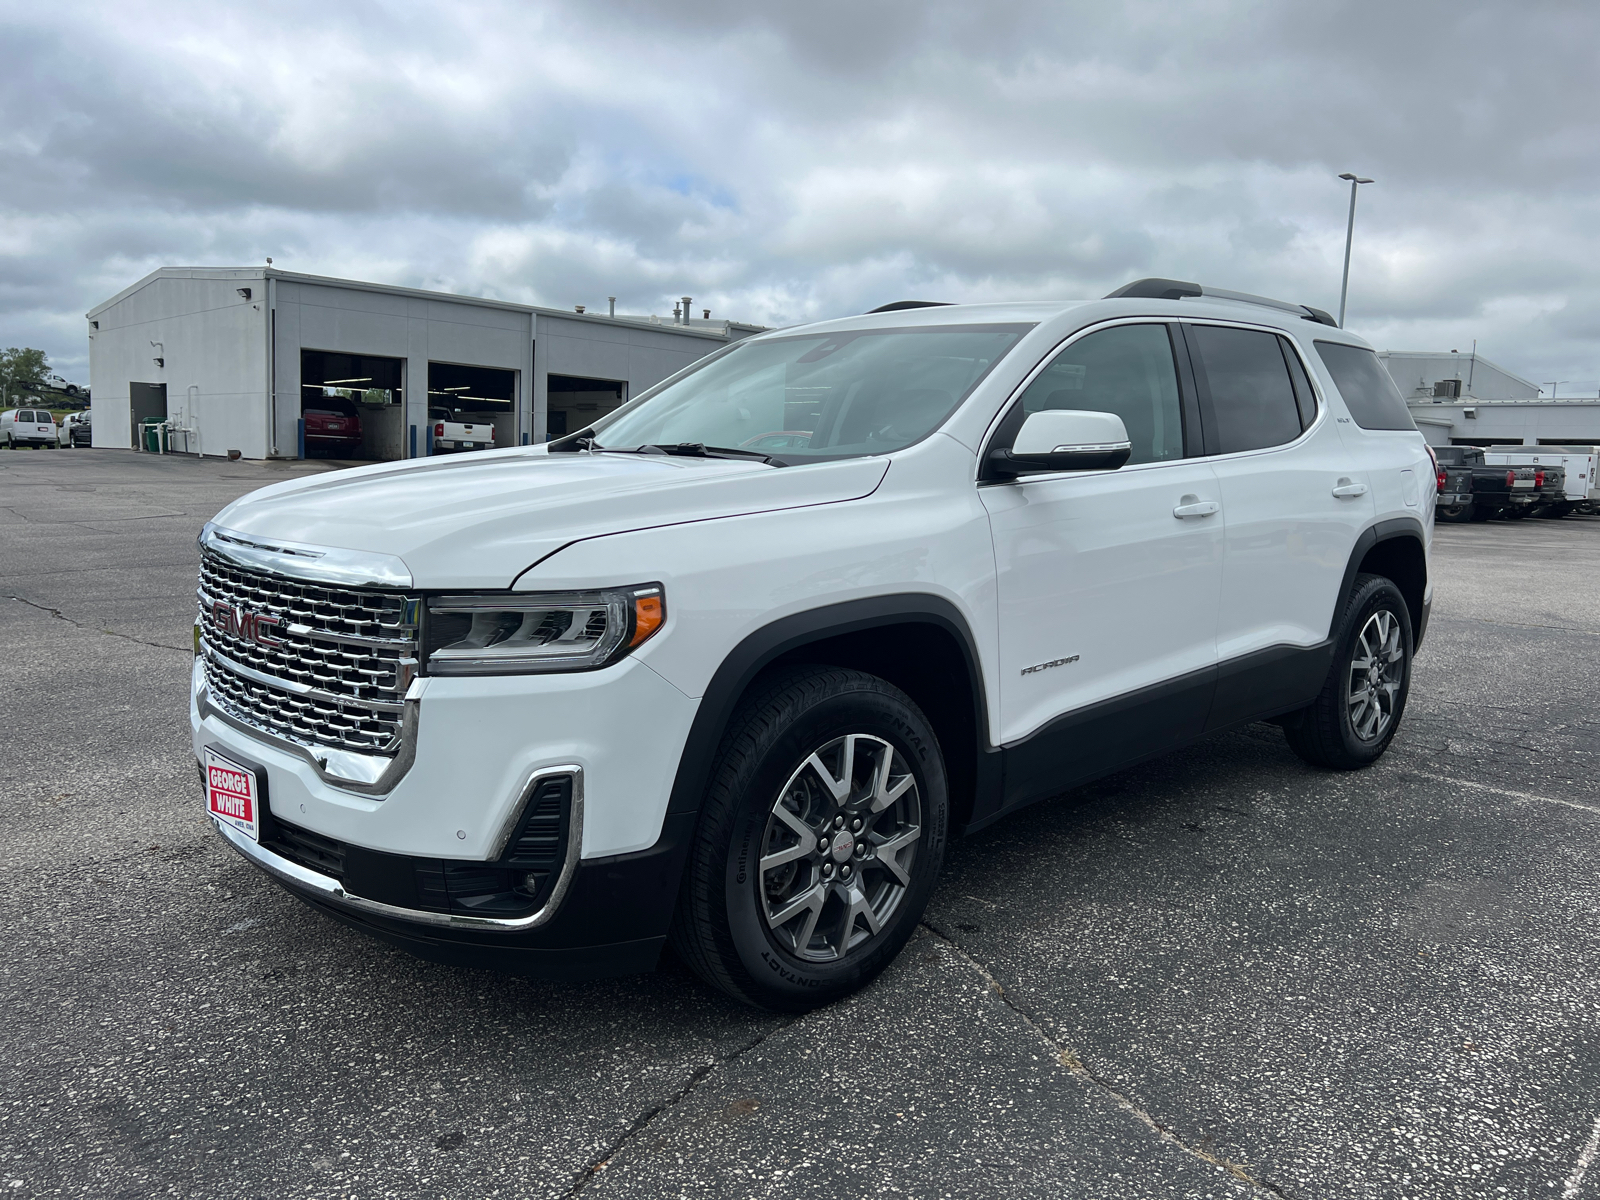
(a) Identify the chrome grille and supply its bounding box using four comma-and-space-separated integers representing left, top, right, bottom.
198, 549, 418, 756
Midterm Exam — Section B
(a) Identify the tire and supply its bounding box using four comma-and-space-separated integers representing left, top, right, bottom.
1284, 573, 1413, 770
1435, 502, 1473, 523
673, 665, 949, 1011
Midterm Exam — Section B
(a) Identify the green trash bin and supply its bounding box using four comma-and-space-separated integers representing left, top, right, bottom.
140, 417, 165, 452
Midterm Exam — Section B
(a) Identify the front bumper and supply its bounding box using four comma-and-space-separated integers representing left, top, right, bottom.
210, 808, 696, 978
191, 655, 696, 861
194, 649, 703, 978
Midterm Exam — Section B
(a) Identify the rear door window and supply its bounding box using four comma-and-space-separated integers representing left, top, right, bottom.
1186, 324, 1303, 454
1314, 341, 1417, 431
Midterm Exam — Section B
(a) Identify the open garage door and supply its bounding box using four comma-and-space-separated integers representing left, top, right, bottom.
547, 374, 626, 441
302, 351, 404, 460
428, 362, 516, 454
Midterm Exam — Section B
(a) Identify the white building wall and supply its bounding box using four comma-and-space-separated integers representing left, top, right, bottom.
88, 271, 268, 456
1408, 400, 1600, 447
89, 268, 755, 460
534, 314, 729, 434
276, 282, 536, 457
1379, 351, 1540, 402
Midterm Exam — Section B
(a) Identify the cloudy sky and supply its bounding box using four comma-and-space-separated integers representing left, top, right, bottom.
4, 0, 1598, 391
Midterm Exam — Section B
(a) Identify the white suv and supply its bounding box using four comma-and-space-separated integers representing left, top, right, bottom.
191, 280, 1433, 1010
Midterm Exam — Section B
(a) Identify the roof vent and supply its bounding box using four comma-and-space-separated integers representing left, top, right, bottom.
865, 300, 953, 313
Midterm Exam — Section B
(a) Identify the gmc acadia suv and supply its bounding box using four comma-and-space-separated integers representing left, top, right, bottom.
192, 279, 1433, 1010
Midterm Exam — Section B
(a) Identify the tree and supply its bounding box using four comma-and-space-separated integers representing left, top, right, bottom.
0, 347, 50, 395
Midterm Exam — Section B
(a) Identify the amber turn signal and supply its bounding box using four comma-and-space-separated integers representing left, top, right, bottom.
630, 591, 665, 647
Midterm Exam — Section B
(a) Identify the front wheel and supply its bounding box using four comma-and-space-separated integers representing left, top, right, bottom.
673, 666, 948, 1011
1284, 573, 1413, 769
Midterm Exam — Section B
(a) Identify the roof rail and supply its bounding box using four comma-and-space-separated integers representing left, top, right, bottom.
865, 300, 952, 313
1105, 278, 1339, 327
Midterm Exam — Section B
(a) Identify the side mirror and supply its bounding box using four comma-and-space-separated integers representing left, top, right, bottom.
989, 410, 1132, 478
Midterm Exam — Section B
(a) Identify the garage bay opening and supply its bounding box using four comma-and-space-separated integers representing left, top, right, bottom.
301, 351, 404, 460
547, 375, 626, 440
427, 363, 516, 454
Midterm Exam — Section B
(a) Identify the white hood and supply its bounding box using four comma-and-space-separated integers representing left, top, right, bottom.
210, 447, 890, 589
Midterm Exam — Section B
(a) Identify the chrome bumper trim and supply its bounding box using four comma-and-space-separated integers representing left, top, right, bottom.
196, 683, 418, 794
211, 765, 584, 933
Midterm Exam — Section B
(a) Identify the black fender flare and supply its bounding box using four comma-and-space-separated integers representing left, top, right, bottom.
664, 593, 995, 818
1333, 515, 1429, 648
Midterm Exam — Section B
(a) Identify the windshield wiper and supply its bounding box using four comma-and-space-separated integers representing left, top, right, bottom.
621, 443, 788, 467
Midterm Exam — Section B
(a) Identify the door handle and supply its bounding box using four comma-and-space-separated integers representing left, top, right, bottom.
1332, 477, 1368, 499
1173, 496, 1220, 518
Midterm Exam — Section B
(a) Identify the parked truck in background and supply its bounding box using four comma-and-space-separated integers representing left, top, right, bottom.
428, 407, 497, 454
1433, 445, 1567, 522
1483, 447, 1599, 517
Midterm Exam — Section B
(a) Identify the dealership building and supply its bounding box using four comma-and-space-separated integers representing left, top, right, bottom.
1382, 349, 1600, 448
86, 267, 763, 459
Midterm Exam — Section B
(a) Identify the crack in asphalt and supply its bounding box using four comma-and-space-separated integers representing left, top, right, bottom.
559, 1016, 799, 1197
7, 594, 191, 653
919, 918, 1296, 1199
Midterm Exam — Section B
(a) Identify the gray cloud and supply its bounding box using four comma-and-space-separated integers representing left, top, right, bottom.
3, 0, 1599, 389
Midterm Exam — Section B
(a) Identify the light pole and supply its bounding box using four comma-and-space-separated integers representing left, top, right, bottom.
1337, 173, 1374, 328
1544, 381, 1568, 399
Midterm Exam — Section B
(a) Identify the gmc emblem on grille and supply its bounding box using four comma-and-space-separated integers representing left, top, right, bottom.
212, 600, 282, 648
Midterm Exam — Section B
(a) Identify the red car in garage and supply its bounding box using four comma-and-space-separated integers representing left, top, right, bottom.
302, 397, 363, 457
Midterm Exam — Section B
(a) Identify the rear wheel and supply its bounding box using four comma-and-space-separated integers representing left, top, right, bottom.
1284, 574, 1413, 770
1435, 502, 1473, 522
673, 666, 948, 1011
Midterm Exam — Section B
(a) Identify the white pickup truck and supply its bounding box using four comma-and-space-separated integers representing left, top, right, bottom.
428, 407, 497, 454
1484, 446, 1599, 516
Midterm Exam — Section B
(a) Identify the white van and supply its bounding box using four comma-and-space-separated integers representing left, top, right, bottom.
0, 408, 60, 448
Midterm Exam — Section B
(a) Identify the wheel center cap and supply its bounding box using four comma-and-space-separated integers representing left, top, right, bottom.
830, 829, 856, 863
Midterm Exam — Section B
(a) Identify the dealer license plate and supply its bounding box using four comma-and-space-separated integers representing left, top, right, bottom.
204, 747, 260, 841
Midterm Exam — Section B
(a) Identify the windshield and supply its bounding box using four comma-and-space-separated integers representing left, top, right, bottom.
591, 324, 1032, 461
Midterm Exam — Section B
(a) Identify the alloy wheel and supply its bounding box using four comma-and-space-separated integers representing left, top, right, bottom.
758, 733, 922, 962
1347, 609, 1404, 742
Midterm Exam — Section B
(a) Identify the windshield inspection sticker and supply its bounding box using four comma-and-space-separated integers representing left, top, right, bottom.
1021, 654, 1079, 677
205, 748, 260, 842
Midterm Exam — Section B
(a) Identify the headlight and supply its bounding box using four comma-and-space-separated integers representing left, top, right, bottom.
424, 584, 664, 675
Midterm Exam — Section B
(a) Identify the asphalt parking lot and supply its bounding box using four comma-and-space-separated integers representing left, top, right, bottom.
3, 448, 1599, 1200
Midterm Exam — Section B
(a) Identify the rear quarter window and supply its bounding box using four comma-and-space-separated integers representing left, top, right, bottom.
1314, 342, 1416, 431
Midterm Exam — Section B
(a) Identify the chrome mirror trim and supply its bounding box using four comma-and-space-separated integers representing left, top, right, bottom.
200, 522, 413, 589
209, 764, 584, 933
